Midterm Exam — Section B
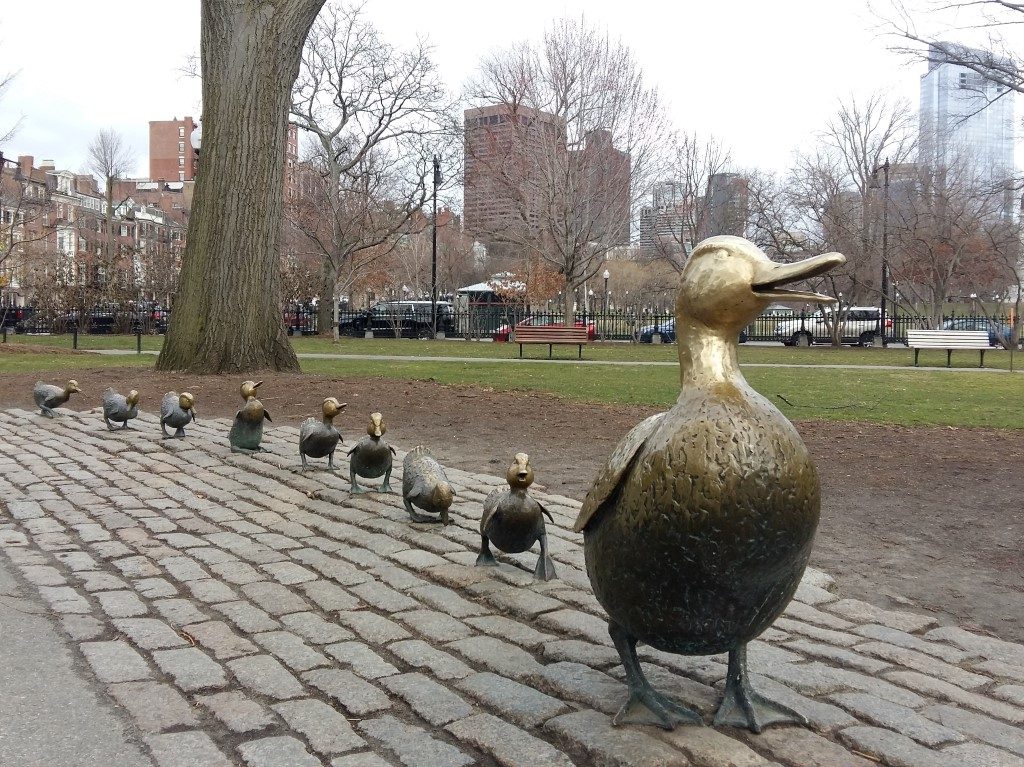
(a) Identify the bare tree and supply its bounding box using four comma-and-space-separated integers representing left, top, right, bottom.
884, 2, 1024, 96
890, 159, 1018, 326
466, 17, 670, 325
0, 71, 22, 145
645, 133, 733, 271
289, 0, 453, 336
86, 129, 135, 273
157, 0, 325, 373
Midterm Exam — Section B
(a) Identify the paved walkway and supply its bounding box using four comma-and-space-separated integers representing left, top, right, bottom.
88, 348, 1022, 373
1, 407, 1022, 767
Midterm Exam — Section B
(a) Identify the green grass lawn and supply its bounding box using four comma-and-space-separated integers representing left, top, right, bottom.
299, 357, 1022, 429
3, 343, 1020, 429
8, 332, 1021, 370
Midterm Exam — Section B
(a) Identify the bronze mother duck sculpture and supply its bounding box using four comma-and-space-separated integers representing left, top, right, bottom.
575, 236, 845, 733
229, 380, 272, 454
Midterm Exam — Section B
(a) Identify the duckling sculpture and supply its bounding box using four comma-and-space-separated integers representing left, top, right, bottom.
299, 397, 345, 470
229, 380, 272, 454
34, 379, 81, 418
160, 391, 196, 439
347, 412, 396, 493
102, 388, 139, 430
575, 236, 845, 733
477, 453, 556, 581
402, 446, 455, 524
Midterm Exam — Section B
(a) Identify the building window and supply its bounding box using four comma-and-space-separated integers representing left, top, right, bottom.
959, 72, 969, 88
178, 141, 185, 152
179, 171, 185, 181
178, 126, 185, 137
178, 156, 185, 167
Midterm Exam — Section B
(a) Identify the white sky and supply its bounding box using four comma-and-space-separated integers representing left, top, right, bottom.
0, 0, 1016, 180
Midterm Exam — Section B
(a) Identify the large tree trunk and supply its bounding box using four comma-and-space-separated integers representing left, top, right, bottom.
317, 258, 335, 336
157, 0, 324, 373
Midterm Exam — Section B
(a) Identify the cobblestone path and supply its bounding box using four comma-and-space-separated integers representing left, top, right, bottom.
1, 406, 1023, 767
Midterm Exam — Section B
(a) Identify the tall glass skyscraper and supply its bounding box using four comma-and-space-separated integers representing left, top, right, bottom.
919, 43, 1015, 187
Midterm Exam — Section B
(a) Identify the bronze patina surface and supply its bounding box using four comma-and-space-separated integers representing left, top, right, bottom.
478, 453, 557, 581
298, 397, 345, 471
402, 446, 455, 525
576, 235, 845, 733
348, 412, 396, 493
102, 388, 139, 431
160, 391, 195, 439
33, 379, 81, 418
229, 380, 272, 454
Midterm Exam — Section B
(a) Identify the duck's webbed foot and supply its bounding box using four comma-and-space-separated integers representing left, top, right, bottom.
405, 499, 440, 524
533, 533, 557, 581
713, 644, 807, 733
475, 536, 498, 567
610, 621, 702, 730
40, 407, 55, 419
174, 428, 187, 439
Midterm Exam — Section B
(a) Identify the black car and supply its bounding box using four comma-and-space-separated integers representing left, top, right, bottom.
339, 301, 455, 338
636, 317, 748, 344
940, 317, 1013, 347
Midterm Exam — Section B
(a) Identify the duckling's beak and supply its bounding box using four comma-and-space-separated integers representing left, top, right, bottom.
751, 252, 846, 303
253, 381, 263, 389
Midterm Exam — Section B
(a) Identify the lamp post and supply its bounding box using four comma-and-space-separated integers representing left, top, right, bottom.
871, 158, 890, 347
431, 154, 441, 338
602, 268, 610, 340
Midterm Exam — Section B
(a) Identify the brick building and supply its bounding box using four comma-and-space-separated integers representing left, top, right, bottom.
0, 155, 184, 308
463, 104, 631, 257
463, 104, 564, 253
149, 116, 200, 182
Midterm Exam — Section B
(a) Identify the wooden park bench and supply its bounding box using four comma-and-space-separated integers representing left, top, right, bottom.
906, 329, 990, 368
513, 325, 590, 359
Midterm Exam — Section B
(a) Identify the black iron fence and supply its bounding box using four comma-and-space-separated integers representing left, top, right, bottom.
3, 301, 1020, 348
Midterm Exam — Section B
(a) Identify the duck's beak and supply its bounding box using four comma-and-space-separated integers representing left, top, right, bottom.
751, 252, 846, 303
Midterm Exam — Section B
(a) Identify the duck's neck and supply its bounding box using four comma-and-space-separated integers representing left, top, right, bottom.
676, 315, 744, 388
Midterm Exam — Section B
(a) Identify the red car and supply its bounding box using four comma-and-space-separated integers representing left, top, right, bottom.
492, 316, 597, 342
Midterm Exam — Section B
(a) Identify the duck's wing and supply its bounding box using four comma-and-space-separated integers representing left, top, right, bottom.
298, 417, 316, 446
33, 381, 53, 406
481, 488, 503, 534
160, 392, 177, 420
102, 388, 122, 414
263, 409, 272, 422
573, 412, 665, 533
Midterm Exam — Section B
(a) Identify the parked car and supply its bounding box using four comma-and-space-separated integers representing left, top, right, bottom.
492, 315, 597, 343
339, 300, 455, 339
635, 318, 676, 343
940, 317, 1013, 347
636, 317, 748, 344
774, 306, 892, 346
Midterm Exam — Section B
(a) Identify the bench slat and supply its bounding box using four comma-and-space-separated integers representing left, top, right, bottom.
906, 330, 988, 350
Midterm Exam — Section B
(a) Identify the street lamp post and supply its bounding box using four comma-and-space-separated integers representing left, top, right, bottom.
602, 268, 610, 341
431, 155, 441, 338
871, 158, 890, 347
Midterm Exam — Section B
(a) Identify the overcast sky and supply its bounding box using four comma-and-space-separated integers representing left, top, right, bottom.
0, 0, 1016, 181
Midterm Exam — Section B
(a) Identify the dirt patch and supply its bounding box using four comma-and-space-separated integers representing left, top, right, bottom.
2, 365, 1021, 641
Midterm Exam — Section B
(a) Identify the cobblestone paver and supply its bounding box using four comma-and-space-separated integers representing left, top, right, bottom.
1, 406, 1023, 767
